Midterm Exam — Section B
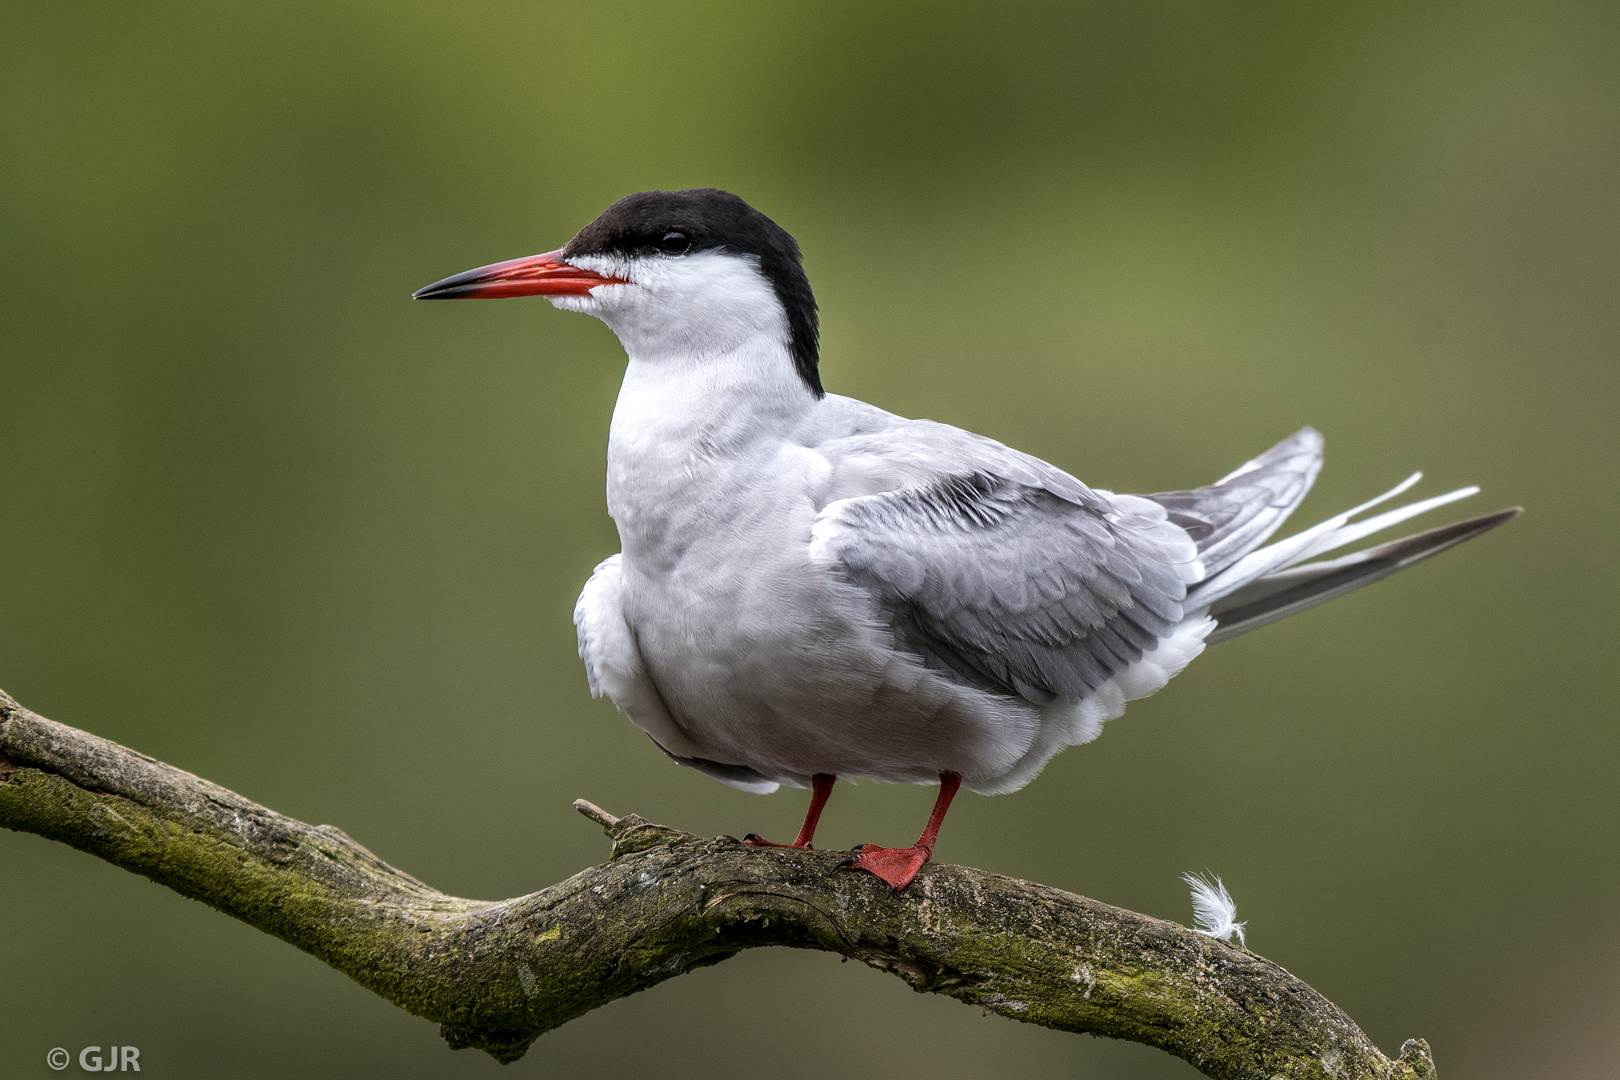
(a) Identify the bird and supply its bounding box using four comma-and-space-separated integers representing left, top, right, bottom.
414, 188, 1518, 893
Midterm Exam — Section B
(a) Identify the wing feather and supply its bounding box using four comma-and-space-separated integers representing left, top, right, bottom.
811, 467, 1197, 706
1147, 428, 1324, 576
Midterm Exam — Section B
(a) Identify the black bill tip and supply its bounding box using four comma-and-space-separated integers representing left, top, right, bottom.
412, 267, 487, 300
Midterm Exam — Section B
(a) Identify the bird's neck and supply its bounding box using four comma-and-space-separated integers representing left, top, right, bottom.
605, 335, 817, 533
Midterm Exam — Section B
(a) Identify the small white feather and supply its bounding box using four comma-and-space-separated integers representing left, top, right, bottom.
1183, 872, 1246, 946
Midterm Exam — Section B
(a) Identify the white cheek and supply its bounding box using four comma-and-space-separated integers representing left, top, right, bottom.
548, 283, 635, 315
569, 253, 637, 282
563, 250, 788, 360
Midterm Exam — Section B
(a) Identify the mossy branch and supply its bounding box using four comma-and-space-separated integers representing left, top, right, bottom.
0, 688, 1435, 1078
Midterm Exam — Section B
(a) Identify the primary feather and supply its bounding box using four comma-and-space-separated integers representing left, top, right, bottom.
1146, 426, 1324, 576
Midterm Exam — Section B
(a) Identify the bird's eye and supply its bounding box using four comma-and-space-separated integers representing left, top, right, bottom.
658, 231, 691, 255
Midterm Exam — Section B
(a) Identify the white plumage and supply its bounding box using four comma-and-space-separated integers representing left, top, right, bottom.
562, 251, 1474, 794
1183, 872, 1247, 946
417, 188, 1517, 891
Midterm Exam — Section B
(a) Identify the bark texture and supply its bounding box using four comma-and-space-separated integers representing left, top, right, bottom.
0, 688, 1436, 1078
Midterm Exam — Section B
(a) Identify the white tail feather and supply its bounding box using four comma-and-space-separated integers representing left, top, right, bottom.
1189, 472, 1479, 608
1278, 485, 1479, 569
1183, 871, 1246, 946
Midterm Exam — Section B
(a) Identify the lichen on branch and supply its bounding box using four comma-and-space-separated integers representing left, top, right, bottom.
0, 689, 1435, 1078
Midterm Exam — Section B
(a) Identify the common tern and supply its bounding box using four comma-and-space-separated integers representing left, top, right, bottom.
416, 189, 1517, 892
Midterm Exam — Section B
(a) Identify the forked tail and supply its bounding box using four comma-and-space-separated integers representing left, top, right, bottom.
1146, 429, 1519, 644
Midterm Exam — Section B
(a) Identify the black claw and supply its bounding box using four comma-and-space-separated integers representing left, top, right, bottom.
743, 833, 764, 843
850, 843, 866, 852
831, 857, 857, 873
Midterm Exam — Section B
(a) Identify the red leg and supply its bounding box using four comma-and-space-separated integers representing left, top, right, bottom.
743, 773, 835, 849
837, 772, 961, 893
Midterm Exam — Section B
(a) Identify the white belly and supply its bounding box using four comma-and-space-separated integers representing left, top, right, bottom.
576, 357, 1206, 795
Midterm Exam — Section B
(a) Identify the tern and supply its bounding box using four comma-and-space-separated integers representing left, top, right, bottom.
416, 189, 1517, 892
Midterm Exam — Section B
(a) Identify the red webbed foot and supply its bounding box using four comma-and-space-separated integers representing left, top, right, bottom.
834, 772, 961, 895
836, 844, 932, 893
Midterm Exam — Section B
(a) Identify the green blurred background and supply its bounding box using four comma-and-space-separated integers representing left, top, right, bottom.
2, 1, 1615, 1076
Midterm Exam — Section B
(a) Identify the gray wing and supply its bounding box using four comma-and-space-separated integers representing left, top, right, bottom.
811, 469, 1200, 706
1146, 428, 1324, 576
1205, 507, 1521, 643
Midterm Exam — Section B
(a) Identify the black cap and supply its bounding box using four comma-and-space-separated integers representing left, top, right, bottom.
565, 189, 822, 397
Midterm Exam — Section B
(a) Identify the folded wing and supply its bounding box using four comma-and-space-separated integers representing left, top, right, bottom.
811, 467, 1199, 706
1146, 427, 1324, 576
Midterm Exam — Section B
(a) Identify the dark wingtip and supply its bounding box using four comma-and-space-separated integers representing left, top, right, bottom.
1430, 505, 1522, 544
1344, 505, 1522, 570
1205, 504, 1523, 645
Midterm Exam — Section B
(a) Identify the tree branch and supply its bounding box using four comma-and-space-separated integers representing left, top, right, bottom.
0, 688, 1435, 1078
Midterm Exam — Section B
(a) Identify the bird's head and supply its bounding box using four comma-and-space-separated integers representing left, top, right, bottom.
414, 189, 821, 396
